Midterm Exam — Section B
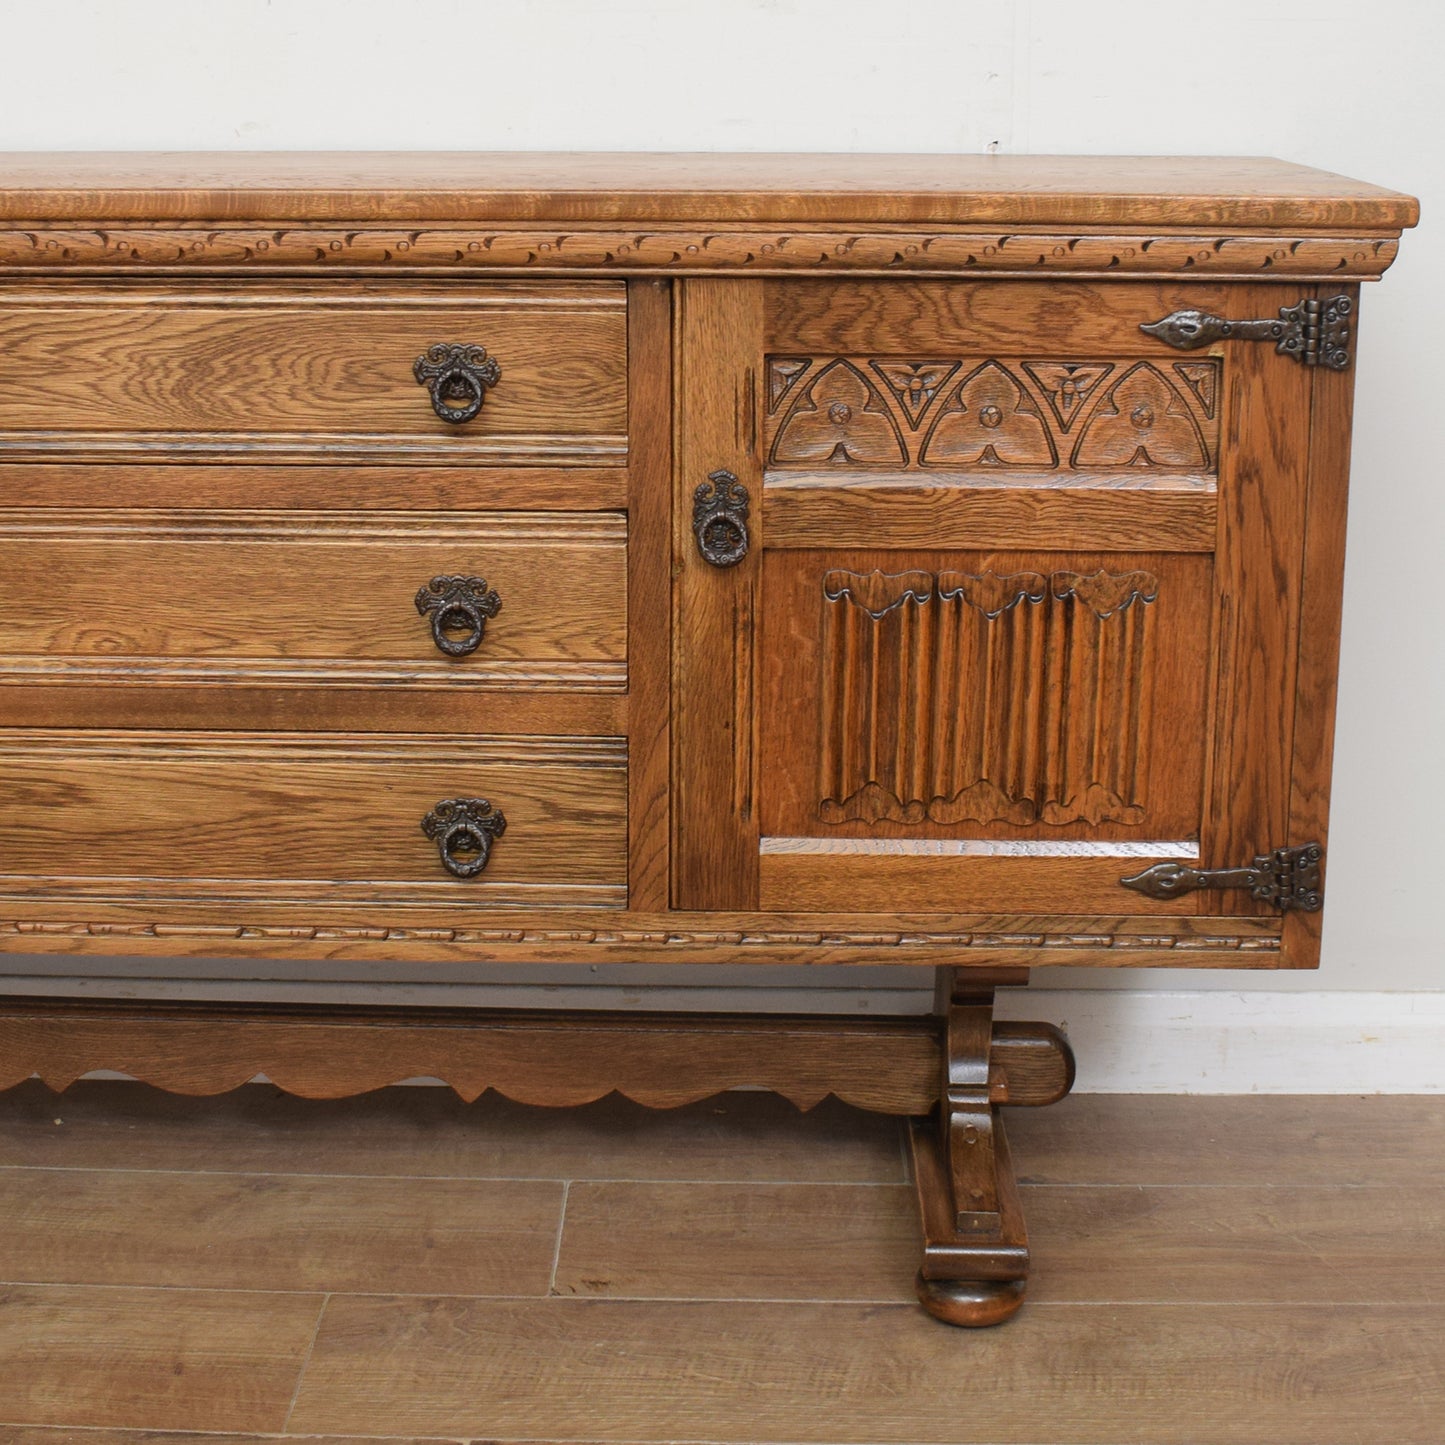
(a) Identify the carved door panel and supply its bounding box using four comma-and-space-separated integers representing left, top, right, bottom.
674, 278, 1333, 931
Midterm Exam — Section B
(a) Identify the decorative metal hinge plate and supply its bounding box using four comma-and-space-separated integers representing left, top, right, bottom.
1141, 295, 1354, 370
1120, 842, 1323, 912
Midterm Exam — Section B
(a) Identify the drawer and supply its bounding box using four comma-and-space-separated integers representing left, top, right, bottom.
0, 510, 626, 690
0, 282, 626, 465
0, 731, 627, 909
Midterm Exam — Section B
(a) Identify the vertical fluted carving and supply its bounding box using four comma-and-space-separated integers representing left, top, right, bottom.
817, 568, 1157, 827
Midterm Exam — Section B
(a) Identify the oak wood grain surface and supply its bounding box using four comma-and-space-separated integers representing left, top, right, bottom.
763, 474, 1218, 552
1284, 293, 1359, 969
758, 852, 1200, 915
1202, 302, 1314, 920
765, 277, 1261, 353
671, 279, 764, 909
0, 152, 1418, 229
624, 279, 673, 912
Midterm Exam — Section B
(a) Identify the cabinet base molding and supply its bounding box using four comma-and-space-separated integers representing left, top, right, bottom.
0, 979, 1073, 1325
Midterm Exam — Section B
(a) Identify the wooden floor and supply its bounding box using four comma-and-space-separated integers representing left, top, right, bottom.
0, 1082, 1440, 1444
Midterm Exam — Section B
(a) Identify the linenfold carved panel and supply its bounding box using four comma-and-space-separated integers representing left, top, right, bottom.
767, 357, 1219, 471
818, 567, 1158, 828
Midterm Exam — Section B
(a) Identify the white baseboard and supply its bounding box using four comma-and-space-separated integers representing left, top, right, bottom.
2, 966, 1440, 1095
997, 989, 1445, 1094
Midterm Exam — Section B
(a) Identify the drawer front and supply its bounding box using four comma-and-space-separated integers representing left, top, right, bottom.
0, 510, 626, 690
0, 732, 627, 909
0, 283, 626, 465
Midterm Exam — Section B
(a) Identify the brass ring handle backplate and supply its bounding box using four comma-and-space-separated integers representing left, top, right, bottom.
415, 575, 502, 657
421, 797, 507, 878
693, 469, 751, 567
413, 342, 501, 423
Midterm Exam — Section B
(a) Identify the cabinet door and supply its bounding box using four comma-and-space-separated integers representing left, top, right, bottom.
673, 278, 1345, 959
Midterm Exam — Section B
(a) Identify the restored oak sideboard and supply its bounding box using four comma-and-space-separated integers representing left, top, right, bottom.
0, 153, 1417, 1324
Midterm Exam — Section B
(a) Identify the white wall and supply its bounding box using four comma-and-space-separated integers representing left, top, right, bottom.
0, 0, 1439, 1088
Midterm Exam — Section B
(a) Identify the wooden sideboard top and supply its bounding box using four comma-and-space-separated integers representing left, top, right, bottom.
0, 152, 1418, 228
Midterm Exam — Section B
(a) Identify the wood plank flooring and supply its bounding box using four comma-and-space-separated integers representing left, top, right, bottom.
0, 1081, 1439, 1443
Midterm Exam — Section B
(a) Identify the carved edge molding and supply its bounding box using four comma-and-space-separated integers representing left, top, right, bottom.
0, 227, 1400, 277
0, 919, 1282, 953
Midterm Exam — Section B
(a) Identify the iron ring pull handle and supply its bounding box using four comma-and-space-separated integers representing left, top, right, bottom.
413, 343, 501, 424
414, 575, 502, 657
421, 798, 507, 879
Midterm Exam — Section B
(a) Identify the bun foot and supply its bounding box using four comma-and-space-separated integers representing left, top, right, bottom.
915, 1272, 1026, 1327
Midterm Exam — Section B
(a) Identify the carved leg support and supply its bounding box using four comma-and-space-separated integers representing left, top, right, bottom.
910, 967, 1073, 1327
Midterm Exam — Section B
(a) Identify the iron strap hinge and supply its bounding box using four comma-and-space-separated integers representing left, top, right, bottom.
1119, 842, 1323, 912
1140, 295, 1354, 370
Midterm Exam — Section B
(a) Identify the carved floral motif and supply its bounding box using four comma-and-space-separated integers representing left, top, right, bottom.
768, 360, 904, 467
920, 362, 1057, 468
767, 357, 1219, 471
1071, 363, 1209, 469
